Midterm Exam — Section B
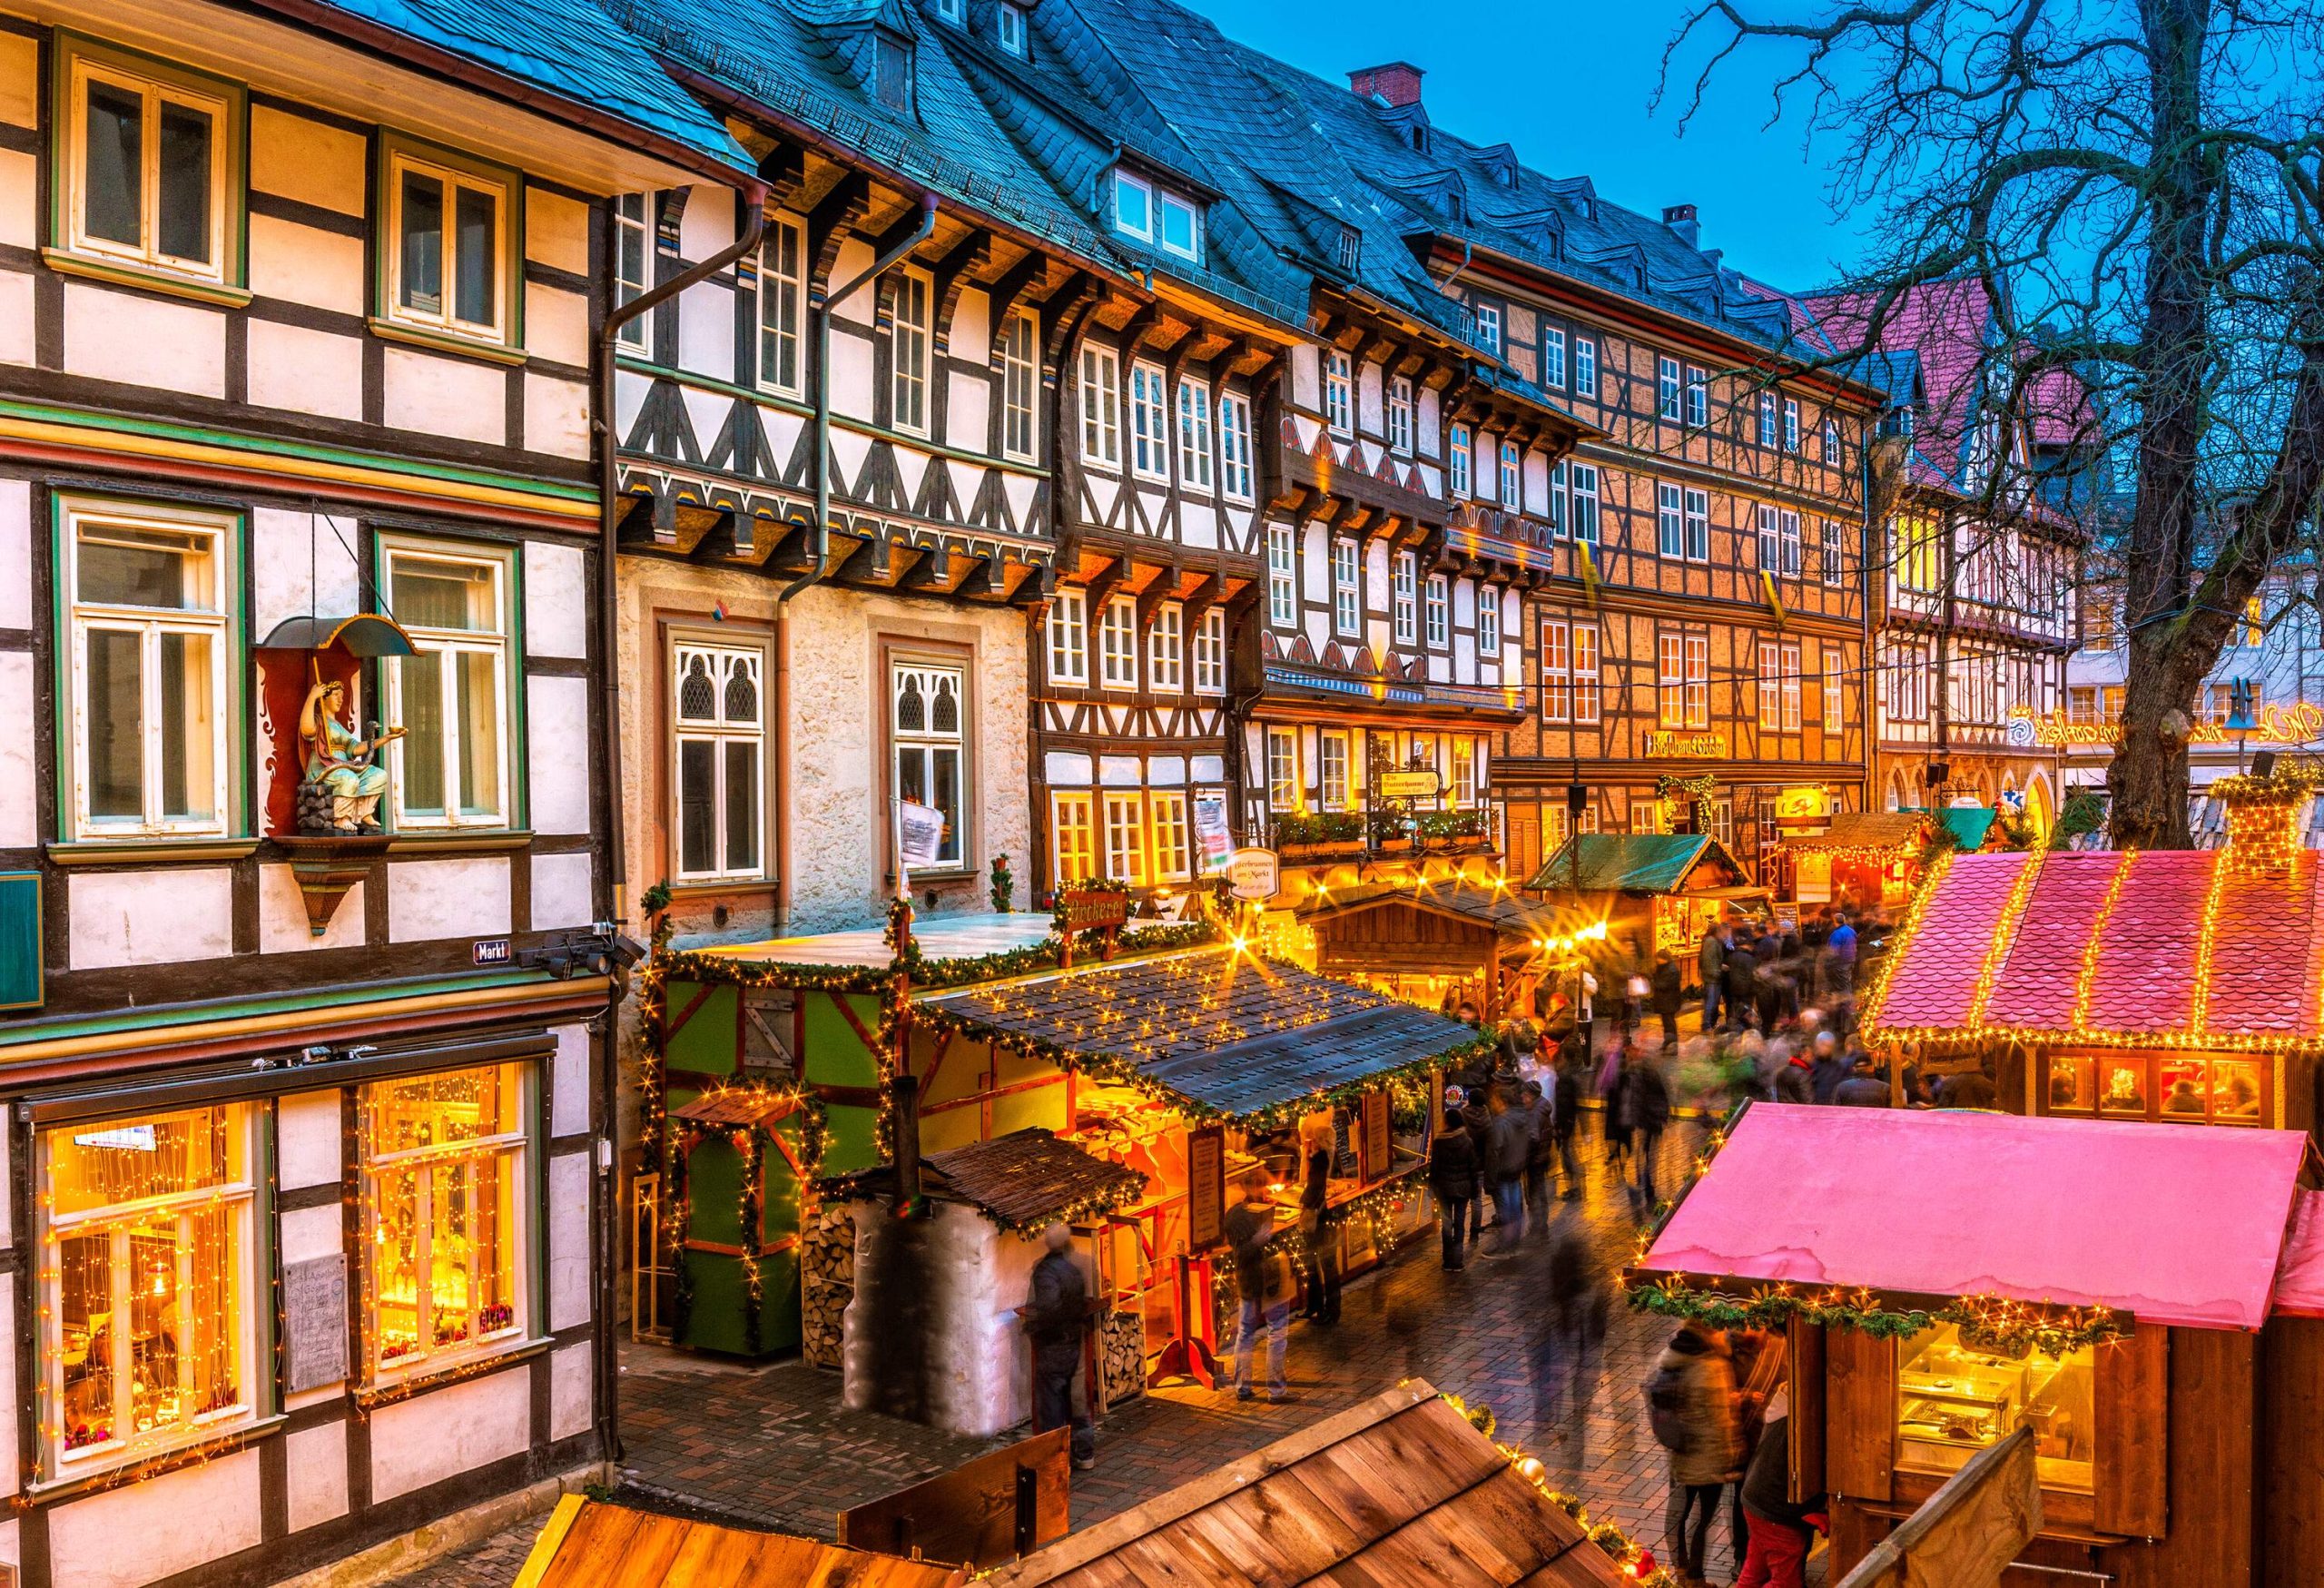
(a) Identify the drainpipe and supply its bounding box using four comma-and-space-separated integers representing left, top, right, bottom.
775, 192, 939, 614
594, 174, 767, 1468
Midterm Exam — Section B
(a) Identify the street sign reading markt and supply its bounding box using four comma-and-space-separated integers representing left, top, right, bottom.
1226, 847, 1280, 902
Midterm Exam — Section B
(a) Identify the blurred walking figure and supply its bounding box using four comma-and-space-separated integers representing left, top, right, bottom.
1428, 1090, 1478, 1271
1552, 1040, 1590, 1197
1223, 1169, 1291, 1401
1650, 949, 1683, 1051
1519, 1079, 1553, 1227
1647, 1322, 1744, 1586
1541, 1225, 1610, 1432
1296, 1114, 1342, 1323
1482, 1087, 1530, 1253
1611, 1046, 1672, 1208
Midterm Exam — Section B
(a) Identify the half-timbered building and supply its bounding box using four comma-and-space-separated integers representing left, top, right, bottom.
0, 2, 746, 1583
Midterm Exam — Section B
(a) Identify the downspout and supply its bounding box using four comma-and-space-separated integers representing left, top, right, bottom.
594, 173, 767, 1468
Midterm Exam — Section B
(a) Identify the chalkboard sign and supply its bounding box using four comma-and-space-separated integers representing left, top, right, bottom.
285, 1253, 349, 1392
1359, 1090, 1391, 1183
1187, 1126, 1225, 1250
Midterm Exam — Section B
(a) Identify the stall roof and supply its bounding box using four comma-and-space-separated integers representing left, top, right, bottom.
1866, 849, 2324, 1048
668, 1088, 800, 1130
1296, 878, 1590, 942
915, 950, 1486, 1120
980, 1380, 1629, 1587
513, 1495, 961, 1588
1928, 805, 1999, 851
1639, 1106, 2309, 1331
921, 1129, 1148, 1229
1524, 833, 1747, 894
1782, 810, 1932, 853
2275, 1191, 2324, 1320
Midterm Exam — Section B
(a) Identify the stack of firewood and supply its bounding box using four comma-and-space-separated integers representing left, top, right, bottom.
1098, 1309, 1147, 1408
800, 1202, 853, 1370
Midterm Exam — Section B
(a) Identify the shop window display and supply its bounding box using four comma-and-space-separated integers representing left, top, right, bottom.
1896, 1324, 2093, 1493
2044, 1051, 2265, 1126
43, 1106, 257, 1472
360, 1064, 531, 1380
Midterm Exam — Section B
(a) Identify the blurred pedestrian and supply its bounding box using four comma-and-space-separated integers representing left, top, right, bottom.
1647, 1323, 1744, 1586
1520, 1079, 1553, 1226
1428, 1092, 1477, 1271
1612, 1046, 1672, 1207
1296, 1114, 1342, 1324
1835, 1051, 1892, 1107
1024, 1224, 1098, 1470
1650, 949, 1683, 1051
1482, 1088, 1530, 1253
1223, 1170, 1291, 1401
1737, 1389, 1822, 1588
1699, 922, 1728, 1031
1807, 1031, 1849, 1104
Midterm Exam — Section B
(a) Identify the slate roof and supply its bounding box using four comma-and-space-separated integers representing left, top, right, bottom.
913, 950, 1485, 1119
1867, 848, 2324, 1049
981, 1381, 1630, 1587
321, 0, 752, 166
1525, 833, 1746, 895
921, 1128, 1147, 1228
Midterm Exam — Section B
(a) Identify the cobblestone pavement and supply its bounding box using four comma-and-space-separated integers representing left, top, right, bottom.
595, 1114, 1782, 1583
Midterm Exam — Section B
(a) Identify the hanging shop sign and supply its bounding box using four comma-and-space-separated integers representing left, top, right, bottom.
1187, 1125, 1226, 1250
1192, 793, 1235, 873
1377, 770, 1443, 799
1226, 847, 1281, 902
1771, 785, 1836, 833
1644, 730, 1726, 759
1359, 1090, 1392, 1184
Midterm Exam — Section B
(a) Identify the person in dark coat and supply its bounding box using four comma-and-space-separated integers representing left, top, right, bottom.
1551, 1043, 1590, 1197
1807, 1031, 1850, 1104
1460, 1078, 1493, 1240
1611, 1050, 1673, 1205
1519, 1079, 1553, 1226
1737, 1398, 1822, 1587
1774, 1045, 1816, 1105
1649, 950, 1684, 1051
1834, 1052, 1892, 1106
1482, 1088, 1531, 1251
1699, 923, 1728, 1031
1023, 1224, 1097, 1468
1428, 1095, 1478, 1270
1297, 1115, 1343, 1323
1721, 942, 1758, 1033
1935, 1068, 1999, 1110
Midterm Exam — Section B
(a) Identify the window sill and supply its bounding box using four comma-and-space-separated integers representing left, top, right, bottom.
356, 1336, 548, 1410
31, 1412, 283, 1500
667, 877, 775, 899
386, 829, 534, 854
46, 835, 261, 866
40, 248, 253, 309
369, 318, 527, 368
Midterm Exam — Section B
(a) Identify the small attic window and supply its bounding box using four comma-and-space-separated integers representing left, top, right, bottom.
933, 0, 964, 23
1111, 168, 1203, 264
998, 3, 1029, 56
1408, 124, 1428, 153
873, 30, 914, 113
1333, 225, 1361, 275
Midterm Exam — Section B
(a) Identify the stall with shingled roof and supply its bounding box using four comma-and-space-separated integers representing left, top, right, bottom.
1525, 832, 1770, 979
1779, 808, 1938, 912
1291, 876, 1593, 1018
1863, 771, 2324, 1134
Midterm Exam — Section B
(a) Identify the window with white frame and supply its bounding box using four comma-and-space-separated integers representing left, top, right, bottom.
1387, 375, 1413, 455
1758, 391, 1778, 447
1782, 640, 1803, 728
1542, 619, 1572, 723
1658, 357, 1681, 421
1149, 790, 1191, 881
1424, 574, 1449, 647
1784, 398, 1800, 453
1686, 366, 1708, 428
1266, 522, 1297, 626
1479, 589, 1501, 656
1780, 509, 1802, 575
758, 212, 805, 397
1324, 350, 1354, 436
386, 539, 512, 831
1149, 602, 1184, 690
1821, 417, 1841, 466
1549, 460, 1567, 538
1265, 726, 1300, 811
1193, 608, 1226, 694
1047, 588, 1088, 686
1393, 551, 1418, 645
1658, 632, 1686, 727
1176, 379, 1213, 491
1574, 337, 1597, 398
1758, 504, 1781, 572
1684, 488, 1709, 561
672, 642, 765, 881
1217, 391, 1255, 500
615, 192, 650, 348
1759, 641, 1803, 731
1569, 463, 1600, 544
1657, 481, 1684, 557
1498, 441, 1521, 509
1103, 792, 1147, 885
1129, 361, 1169, 480
1332, 539, 1361, 637
360, 1064, 531, 1382
891, 265, 932, 435
1051, 792, 1095, 885
1318, 731, 1352, 810
1572, 622, 1601, 723
892, 661, 967, 867
997, 0, 1029, 54
43, 1104, 259, 1475
1099, 597, 1138, 689
1448, 423, 1472, 497
1685, 634, 1709, 726
384, 140, 513, 347
64, 498, 236, 840
1451, 736, 1476, 806
1078, 345, 1122, 467
61, 43, 241, 289
1822, 645, 1844, 732
1109, 170, 1200, 261
1542, 326, 1566, 389
1823, 517, 1847, 587
934, 0, 965, 21
1001, 309, 1039, 460
1474, 302, 1502, 355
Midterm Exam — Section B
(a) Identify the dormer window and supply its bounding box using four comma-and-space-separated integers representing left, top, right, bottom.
997, 2, 1029, 55
1334, 225, 1361, 275
1110, 170, 1202, 263
873, 30, 914, 114
933, 0, 964, 21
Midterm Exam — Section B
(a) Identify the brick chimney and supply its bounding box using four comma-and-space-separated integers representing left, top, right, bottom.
1348, 62, 1425, 109
1663, 202, 1700, 247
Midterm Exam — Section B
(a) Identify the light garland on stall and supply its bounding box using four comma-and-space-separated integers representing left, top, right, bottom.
1209, 1179, 1419, 1319
1442, 1394, 1681, 1585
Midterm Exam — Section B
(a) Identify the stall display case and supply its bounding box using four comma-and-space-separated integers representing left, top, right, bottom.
1896, 1326, 2094, 1492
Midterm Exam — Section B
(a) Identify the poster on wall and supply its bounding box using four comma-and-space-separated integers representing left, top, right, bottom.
1358, 1090, 1391, 1183
897, 800, 949, 869
1192, 793, 1234, 874
1187, 1125, 1226, 1250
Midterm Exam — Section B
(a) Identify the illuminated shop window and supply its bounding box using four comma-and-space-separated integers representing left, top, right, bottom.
361, 1065, 531, 1382
42, 1106, 259, 1475
1897, 1324, 2093, 1494
2044, 1051, 2265, 1126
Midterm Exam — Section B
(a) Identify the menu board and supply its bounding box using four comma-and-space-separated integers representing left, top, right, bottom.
1359, 1090, 1391, 1183
285, 1254, 350, 1392
1187, 1125, 1226, 1250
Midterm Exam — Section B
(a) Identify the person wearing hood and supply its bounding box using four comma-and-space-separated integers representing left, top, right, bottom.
1648, 1323, 1744, 1584
1428, 1092, 1478, 1270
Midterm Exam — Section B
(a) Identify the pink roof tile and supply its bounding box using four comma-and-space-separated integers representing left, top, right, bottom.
2083, 852, 2213, 1037
1981, 853, 2123, 1029
2204, 853, 2324, 1035
1876, 852, 2034, 1030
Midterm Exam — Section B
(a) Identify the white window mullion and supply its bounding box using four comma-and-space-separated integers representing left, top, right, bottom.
140, 626, 166, 827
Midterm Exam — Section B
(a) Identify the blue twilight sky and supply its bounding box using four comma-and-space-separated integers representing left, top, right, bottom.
1191, 0, 1869, 293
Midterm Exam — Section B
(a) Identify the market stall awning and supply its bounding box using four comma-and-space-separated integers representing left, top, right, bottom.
669, 1087, 802, 1129
1639, 1106, 2309, 1330
980, 1380, 1630, 1587
1295, 878, 1593, 945
919, 1128, 1148, 1230
2274, 1191, 2324, 1320
1929, 805, 1999, 851
1523, 833, 1748, 894
1866, 849, 2324, 1048
1781, 810, 1933, 853
514, 1495, 963, 1588
914, 950, 1487, 1121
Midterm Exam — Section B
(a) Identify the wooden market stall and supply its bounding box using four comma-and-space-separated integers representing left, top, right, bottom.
1779, 810, 1937, 912
1632, 1104, 2324, 1586
1524, 833, 1770, 983
978, 1380, 1635, 1587
1863, 788, 2324, 1136
1292, 877, 1594, 1018
513, 1495, 965, 1588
